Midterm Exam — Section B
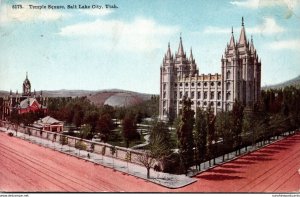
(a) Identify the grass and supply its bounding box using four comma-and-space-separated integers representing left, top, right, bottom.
107, 127, 146, 148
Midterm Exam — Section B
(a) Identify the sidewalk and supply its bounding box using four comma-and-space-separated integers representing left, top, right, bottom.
0, 127, 196, 189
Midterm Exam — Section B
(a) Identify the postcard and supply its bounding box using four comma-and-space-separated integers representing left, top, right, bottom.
0, 0, 299, 194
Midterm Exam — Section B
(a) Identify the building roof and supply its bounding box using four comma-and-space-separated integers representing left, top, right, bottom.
40, 116, 62, 124
33, 116, 63, 129
104, 92, 143, 107
19, 98, 39, 108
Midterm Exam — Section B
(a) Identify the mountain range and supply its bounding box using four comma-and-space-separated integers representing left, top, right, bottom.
1, 75, 300, 105
0, 89, 153, 107
262, 75, 300, 90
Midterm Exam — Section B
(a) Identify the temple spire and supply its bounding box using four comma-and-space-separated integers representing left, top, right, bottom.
190, 47, 194, 61
177, 34, 185, 56
165, 42, 172, 60
239, 17, 247, 45
229, 27, 235, 47
250, 34, 255, 53
242, 17, 244, 26
26, 71, 28, 79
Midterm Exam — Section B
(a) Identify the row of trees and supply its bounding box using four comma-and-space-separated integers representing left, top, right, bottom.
47, 96, 159, 125
174, 86, 300, 173
47, 96, 159, 147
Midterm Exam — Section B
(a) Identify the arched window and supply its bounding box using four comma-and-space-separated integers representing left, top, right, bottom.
163, 109, 167, 115
226, 103, 231, 111
210, 92, 215, 99
226, 82, 231, 90
217, 92, 221, 100
227, 70, 231, 79
226, 92, 231, 100
204, 91, 207, 99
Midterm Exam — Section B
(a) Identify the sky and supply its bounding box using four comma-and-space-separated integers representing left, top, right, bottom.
0, 0, 300, 94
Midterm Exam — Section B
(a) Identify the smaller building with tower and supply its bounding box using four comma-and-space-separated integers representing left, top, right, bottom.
1, 73, 48, 120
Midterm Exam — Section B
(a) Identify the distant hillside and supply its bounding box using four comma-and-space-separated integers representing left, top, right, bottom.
0, 89, 154, 107
0, 91, 9, 97
42, 89, 96, 97
263, 75, 300, 90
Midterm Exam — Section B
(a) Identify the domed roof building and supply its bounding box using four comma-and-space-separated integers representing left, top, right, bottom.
104, 92, 143, 107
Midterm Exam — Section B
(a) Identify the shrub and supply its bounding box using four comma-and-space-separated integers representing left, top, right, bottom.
161, 153, 185, 174
101, 146, 106, 155
75, 140, 87, 150
60, 135, 68, 145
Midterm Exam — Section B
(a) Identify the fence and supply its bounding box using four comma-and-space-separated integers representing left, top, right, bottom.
0, 121, 145, 165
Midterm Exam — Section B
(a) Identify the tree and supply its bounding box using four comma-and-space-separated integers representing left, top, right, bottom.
138, 151, 155, 179
59, 135, 68, 150
100, 105, 115, 118
139, 124, 172, 179
84, 110, 100, 132
149, 120, 172, 157
115, 107, 126, 122
194, 108, 207, 170
216, 111, 233, 161
206, 105, 216, 166
122, 113, 138, 148
96, 113, 114, 142
80, 124, 92, 139
73, 110, 84, 128
176, 97, 195, 174
232, 100, 244, 155
10, 110, 21, 136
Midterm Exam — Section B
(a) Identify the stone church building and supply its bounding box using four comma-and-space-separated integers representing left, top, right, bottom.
1, 73, 47, 120
159, 18, 261, 121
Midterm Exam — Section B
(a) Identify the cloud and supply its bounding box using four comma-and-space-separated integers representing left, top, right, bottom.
230, 0, 299, 9
58, 17, 179, 52
0, 2, 70, 24
247, 17, 285, 34
203, 17, 285, 35
267, 39, 300, 50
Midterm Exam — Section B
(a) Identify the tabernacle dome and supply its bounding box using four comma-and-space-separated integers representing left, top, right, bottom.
104, 92, 143, 107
